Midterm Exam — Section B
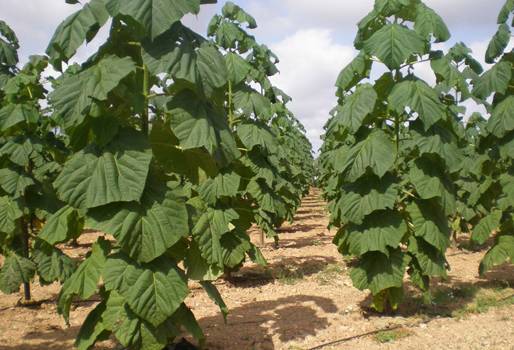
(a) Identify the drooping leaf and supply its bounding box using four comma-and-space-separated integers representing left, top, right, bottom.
104, 254, 189, 327
0, 254, 36, 294
471, 209, 503, 244
50, 55, 136, 128
54, 129, 152, 209
485, 23, 511, 63
39, 206, 83, 245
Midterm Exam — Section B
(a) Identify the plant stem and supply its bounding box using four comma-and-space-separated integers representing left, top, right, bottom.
22, 218, 31, 302
228, 80, 234, 129
142, 64, 149, 135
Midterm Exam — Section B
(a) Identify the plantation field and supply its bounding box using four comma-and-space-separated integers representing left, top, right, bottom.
0, 189, 513, 350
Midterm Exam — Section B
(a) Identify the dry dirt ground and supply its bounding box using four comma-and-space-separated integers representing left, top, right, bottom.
0, 189, 513, 350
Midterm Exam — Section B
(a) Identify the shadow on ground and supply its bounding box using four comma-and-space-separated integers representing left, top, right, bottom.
199, 295, 338, 350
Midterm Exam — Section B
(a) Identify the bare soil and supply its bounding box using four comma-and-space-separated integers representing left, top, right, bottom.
0, 188, 513, 350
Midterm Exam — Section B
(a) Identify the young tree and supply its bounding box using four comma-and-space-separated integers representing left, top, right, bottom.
470, 0, 514, 274
321, 0, 480, 311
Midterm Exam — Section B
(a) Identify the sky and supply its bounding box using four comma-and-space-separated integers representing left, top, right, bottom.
2, 0, 508, 151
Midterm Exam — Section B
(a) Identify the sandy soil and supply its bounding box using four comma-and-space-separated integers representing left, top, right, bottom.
0, 189, 513, 350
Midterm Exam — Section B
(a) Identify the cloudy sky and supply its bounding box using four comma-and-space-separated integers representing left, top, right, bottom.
2, 0, 508, 151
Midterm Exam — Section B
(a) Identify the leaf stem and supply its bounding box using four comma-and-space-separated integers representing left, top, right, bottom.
228, 79, 234, 129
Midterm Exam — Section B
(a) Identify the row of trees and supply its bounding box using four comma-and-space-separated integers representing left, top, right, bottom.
319, 0, 513, 311
0, 1, 313, 349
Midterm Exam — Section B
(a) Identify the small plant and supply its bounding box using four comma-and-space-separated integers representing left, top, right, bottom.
374, 327, 413, 343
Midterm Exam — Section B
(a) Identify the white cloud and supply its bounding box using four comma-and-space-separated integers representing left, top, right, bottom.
270, 29, 355, 151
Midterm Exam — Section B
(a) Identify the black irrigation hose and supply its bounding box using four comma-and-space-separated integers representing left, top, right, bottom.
308, 322, 424, 350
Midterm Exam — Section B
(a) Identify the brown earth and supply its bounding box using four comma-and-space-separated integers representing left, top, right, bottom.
0, 189, 513, 350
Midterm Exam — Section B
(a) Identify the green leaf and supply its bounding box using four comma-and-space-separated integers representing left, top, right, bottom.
0, 168, 35, 198
0, 196, 22, 234
142, 26, 227, 96
350, 249, 409, 295
485, 23, 511, 63
33, 242, 76, 285
46, 0, 109, 70
167, 91, 239, 165
225, 51, 252, 85
87, 177, 189, 263
0, 254, 36, 294
39, 206, 83, 245
363, 24, 426, 70
0, 103, 39, 131
409, 160, 455, 215
471, 209, 502, 244
50, 55, 136, 129
331, 84, 377, 133
408, 237, 447, 277
54, 129, 152, 209
389, 79, 446, 130
335, 173, 398, 225
200, 281, 228, 322
237, 120, 278, 153
198, 172, 241, 205
414, 3, 450, 43
486, 96, 514, 138
58, 238, 110, 322
480, 235, 514, 275
336, 52, 372, 92
338, 129, 395, 181
192, 208, 239, 267
104, 254, 189, 327
344, 210, 407, 256
473, 61, 511, 100
233, 85, 273, 119
106, 0, 200, 40
407, 200, 450, 251
75, 301, 109, 350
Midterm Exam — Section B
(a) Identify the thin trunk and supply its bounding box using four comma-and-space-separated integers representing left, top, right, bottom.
22, 219, 31, 302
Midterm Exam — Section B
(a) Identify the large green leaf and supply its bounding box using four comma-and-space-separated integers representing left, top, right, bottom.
167, 91, 239, 165
142, 25, 227, 96
198, 172, 241, 205
473, 61, 511, 100
486, 96, 514, 138
408, 237, 447, 277
409, 160, 455, 215
106, 0, 200, 40
50, 55, 136, 128
414, 3, 450, 43
104, 254, 189, 327
480, 235, 514, 275
338, 129, 395, 181
471, 209, 502, 244
0, 168, 35, 198
0, 253, 36, 294
0, 103, 39, 131
363, 24, 426, 69
0, 196, 22, 234
407, 200, 450, 251
225, 51, 252, 85
46, 0, 109, 70
350, 249, 409, 295
58, 239, 110, 322
331, 84, 377, 133
33, 242, 76, 285
335, 173, 398, 225
344, 210, 407, 256
233, 85, 273, 119
485, 24, 511, 63
39, 206, 83, 245
389, 79, 446, 129
54, 129, 152, 209
336, 52, 372, 92
75, 301, 109, 350
87, 177, 189, 263
237, 120, 277, 153
192, 208, 239, 267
